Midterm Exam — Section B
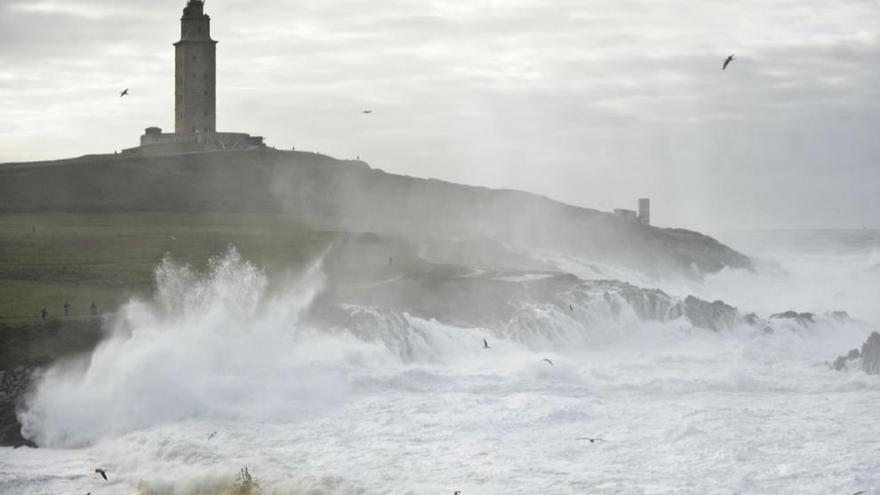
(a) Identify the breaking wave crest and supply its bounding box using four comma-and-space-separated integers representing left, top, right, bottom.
19, 248, 365, 447
17, 247, 873, 451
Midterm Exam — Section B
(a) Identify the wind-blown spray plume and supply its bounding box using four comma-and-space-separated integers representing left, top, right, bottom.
18, 248, 362, 448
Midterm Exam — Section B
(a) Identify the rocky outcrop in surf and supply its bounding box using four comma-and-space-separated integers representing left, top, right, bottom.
320, 259, 841, 353
770, 311, 816, 325
672, 296, 741, 332
0, 367, 38, 448
864, 332, 880, 375
830, 332, 880, 375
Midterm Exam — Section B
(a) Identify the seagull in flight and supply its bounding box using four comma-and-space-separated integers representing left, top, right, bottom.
483, 339, 490, 349
208, 431, 217, 440
120, 88, 129, 97
722, 54, 735, 71
362, 110, 373, 114
94, 468, 108, 481
576, 437, 607, 443
543, 358, 554, 366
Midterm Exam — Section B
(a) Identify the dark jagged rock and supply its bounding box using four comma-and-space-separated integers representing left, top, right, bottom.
673, 296, 741, 332
0, 367, 38, 448
770, 311, 815, 325
831, 332, 880, 375
862, 332, 880, 375
1, 413, 36, 449
832, 349, 860, 371
0, 318, 104, 447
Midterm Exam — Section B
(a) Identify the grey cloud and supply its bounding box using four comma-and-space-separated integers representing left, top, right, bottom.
0, 0, 878, 229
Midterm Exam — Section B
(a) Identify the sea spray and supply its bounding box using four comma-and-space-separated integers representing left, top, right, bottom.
18, 248, 363, 448
7, 238, 879, 494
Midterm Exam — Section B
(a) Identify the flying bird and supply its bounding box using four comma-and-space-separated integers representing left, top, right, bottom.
576, 437, 607, 443
569, 304, 573, 311
94, 468, 108, 481
483, 339, 490, 349
362, 110, 373, 114
543, 358, 553, 366
722, 54, 735, 71
120, 88, 129, 97
208, 431, 217, 440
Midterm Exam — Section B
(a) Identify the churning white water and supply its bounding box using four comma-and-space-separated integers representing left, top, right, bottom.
2, 232, 880, 494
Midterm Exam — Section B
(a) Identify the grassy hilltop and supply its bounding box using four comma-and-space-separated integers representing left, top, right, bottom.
0, 148, 751, 274
0, 213, 337, 320
0, 148, 752, 367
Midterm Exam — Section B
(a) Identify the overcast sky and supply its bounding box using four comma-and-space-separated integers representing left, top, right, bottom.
0, 0, 878, 229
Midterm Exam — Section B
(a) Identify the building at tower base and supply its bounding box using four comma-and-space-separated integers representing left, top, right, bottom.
123, 127, 265, 156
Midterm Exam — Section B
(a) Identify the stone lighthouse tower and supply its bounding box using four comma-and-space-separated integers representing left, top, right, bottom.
174, 0, 216, 134
132, 0, 265, 153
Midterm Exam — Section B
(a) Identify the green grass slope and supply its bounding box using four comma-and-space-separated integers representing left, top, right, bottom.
0, 149, 752, 278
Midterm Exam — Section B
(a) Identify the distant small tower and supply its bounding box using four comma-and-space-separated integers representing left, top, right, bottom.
638, 198, 651, 226
174, 0, 217, 134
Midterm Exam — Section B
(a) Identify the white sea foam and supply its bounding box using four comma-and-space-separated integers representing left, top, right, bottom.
2, 233, 879, 495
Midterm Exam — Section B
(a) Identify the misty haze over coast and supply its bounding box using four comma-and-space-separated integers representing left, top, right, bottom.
1, 1, 880, 494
